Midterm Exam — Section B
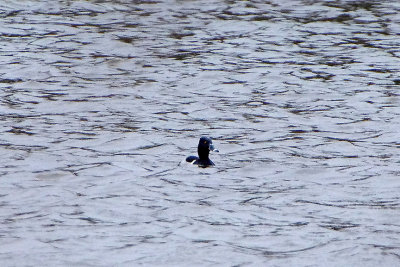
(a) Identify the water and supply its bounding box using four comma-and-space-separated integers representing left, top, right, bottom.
1, 0, 399, 266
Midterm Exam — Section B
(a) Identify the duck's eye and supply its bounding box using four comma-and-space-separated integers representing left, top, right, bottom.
204, 141, 207, 144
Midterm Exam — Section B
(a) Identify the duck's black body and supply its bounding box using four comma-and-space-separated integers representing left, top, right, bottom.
186, 136, 218, 167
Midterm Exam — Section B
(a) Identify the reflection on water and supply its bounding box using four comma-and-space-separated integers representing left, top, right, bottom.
1, 0, 399, 265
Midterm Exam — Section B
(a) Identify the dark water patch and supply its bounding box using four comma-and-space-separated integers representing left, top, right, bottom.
325, 1, 379, 12
169, 31, 196, 40
78, 217, 102, 224
168, 51, 202, 61
1, 9, 23, 18
116, 35, 138, 44
64, 131, 97, 136
0, 143, 49, 153
0, 78, 23, 83
319, 222, 359, 231
297, 200, 399, 209
343, 36, 387, 49
6, 127, 35, 136
317, 57, 357, 66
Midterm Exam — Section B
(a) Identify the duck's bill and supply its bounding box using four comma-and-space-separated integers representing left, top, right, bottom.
209, 144, 219, 152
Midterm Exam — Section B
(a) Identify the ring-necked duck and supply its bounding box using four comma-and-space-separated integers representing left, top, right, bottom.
186, 136, 218, 167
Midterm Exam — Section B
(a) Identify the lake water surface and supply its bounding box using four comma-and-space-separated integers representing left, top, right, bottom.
1, 0, 399, 266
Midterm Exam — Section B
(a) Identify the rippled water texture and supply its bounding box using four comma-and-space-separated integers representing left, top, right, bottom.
1, 0, 399, 265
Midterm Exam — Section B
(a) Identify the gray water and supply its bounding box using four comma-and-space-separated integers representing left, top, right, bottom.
1, 0, 399, 266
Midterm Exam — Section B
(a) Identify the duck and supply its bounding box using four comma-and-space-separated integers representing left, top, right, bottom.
186, 136, 218, 167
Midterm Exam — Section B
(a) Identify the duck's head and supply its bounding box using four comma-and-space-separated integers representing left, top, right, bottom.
198, 136, 218, 159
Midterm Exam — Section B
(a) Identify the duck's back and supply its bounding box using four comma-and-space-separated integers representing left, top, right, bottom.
186, 156, 198, 163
